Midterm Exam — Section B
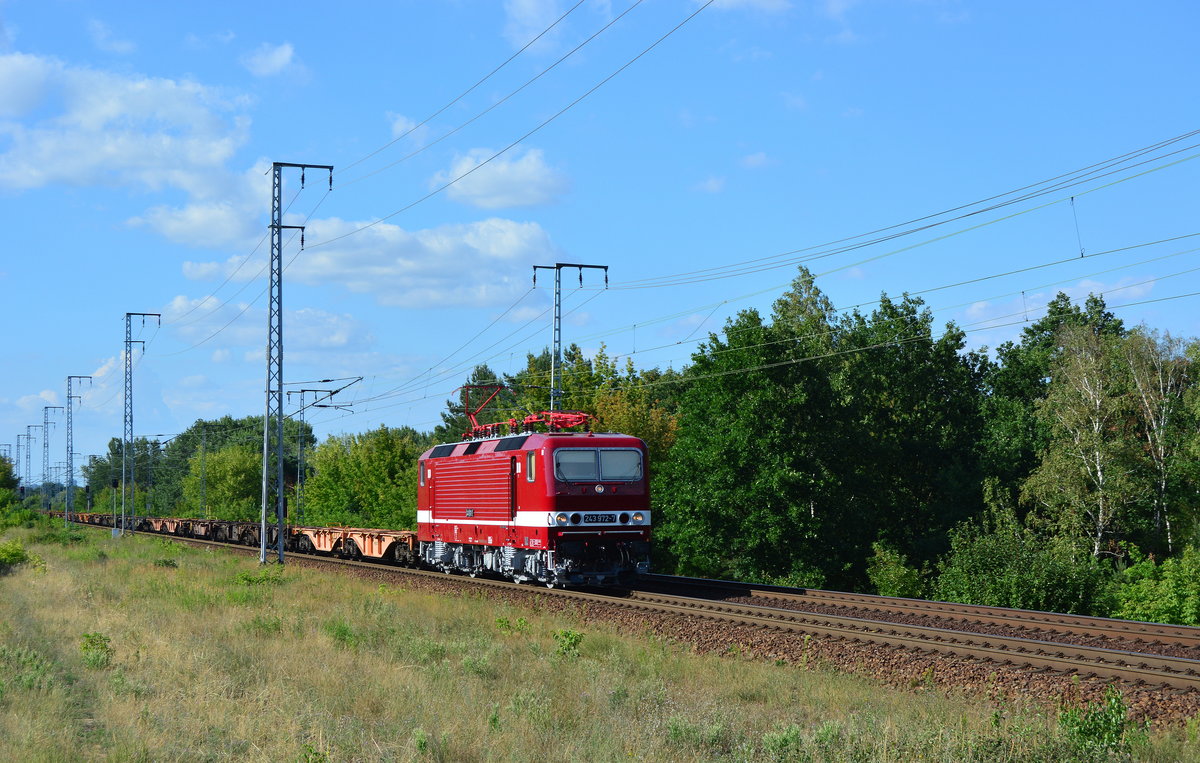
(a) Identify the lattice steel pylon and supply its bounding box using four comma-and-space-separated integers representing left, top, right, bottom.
260, 161, 332, 564
65, 375, 92, 525
123, 312, 160, 534
25, 425, 40, 488
42, 406, 62, 509
14, 435, 25, 489
531, 263, 609, 412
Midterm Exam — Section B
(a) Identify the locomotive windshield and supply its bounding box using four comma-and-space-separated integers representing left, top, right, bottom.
554, 448, 643, 482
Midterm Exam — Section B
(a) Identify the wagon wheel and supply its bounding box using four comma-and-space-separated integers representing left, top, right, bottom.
343, 539, 362, 560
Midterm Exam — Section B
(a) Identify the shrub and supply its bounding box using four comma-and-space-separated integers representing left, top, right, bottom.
552, 629, 583, 659
80, 632, 114, 670
234, 565, 285, 587
932, 507, 1111, 614
0, 538, 30, 571
0, 644, 56, 690
1058, 685, 1147, 757
866, 542, 925, 598
1110, 545, 1200, 625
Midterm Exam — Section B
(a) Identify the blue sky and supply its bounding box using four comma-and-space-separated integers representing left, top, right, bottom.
2, 0, 1198, 484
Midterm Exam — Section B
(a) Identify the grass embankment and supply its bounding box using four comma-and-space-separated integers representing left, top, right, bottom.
0, 517, 1196, 761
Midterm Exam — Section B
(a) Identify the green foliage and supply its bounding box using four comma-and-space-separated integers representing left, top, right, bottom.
181, 444, 261, 521
302, 426, 428, 530
0, 505, 45, 530
657, 268, 983, 589
80, 632, 114, 670
866, 542, 926, 598
233, 565, 285, 587
0, 644, 57, 691
494, 616, 528, 634
933, 506, 1111, 614
1023, 324, 1142, 556
1110, 545, 1200, 625
322, 617, 361, 649
0, 455, 18, 493
1058, 686, 1147, 758
152, 558, 178, 569
27, 525, 85, 546
0, 539, 30, 571
552, 628, 583, 659
83, 415, 315, 520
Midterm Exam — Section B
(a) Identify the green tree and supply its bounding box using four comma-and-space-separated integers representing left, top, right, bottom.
0, 455, 17, 509
979, 292, 1125, 495
180, 444, 261, 521
656, 269, 840, 585
1118, 329, 1194, 555
1023, 325, 1143, 557
302, 426, 429, 529
829, 293, 985, 570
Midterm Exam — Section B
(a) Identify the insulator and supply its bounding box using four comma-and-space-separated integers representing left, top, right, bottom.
300, 232, 305, 249
301, 168, 306, 188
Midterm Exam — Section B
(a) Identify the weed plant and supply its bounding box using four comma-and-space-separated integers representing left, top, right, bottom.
0, 521, 1197, 761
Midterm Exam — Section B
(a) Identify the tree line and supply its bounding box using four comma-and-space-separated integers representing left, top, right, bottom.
5, 265, 1199, 623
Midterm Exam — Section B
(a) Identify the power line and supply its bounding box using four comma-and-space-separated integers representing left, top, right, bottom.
304, 0, 716, 252
609, 129, 1200, 289
338, 0, 590, 176
338, 0, 647, 189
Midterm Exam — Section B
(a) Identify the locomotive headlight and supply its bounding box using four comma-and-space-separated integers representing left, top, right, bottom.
555, 512, 569, 526
632, 512, 645, 524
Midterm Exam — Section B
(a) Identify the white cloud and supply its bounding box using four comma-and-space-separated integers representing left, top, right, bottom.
211, 349, 231, 363
185, 31, 235, 50
434, 147, 569, 209
131, 162, 269, 250
0, 53, 249, 193
241, 42, 295, 77
827, 28, 860, 44
17, 389, 59, 411
389, 112, 417, 138
386, 111, 429, 146
781, 91, 807, 111
285, 217, 560, 308
503, 0, 564, 50
709, 0, 791, 11
88, 20, 135, 54
740, 152, 770, 168
821, 0, 858, 21
510, 305, 548, 324
694, 176, 725, 193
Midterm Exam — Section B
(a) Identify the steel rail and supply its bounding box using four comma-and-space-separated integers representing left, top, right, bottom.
641, 573, 1200, 648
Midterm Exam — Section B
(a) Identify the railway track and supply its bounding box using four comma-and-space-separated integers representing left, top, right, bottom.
633, 574, 1200, 657
79, 525, 1200, 693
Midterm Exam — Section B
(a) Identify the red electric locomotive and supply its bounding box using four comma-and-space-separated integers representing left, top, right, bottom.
416, 408, 651, 587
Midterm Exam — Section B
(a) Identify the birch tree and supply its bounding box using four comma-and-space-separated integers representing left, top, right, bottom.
1024, 325, 1143, 556
1120, 329, 1191, 553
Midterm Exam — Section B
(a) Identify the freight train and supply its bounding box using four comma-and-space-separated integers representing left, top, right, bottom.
60, 412, 651, 588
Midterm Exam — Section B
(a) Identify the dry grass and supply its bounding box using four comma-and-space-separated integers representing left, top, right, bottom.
1, 524, 1198, 761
